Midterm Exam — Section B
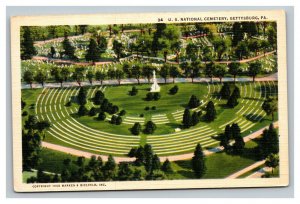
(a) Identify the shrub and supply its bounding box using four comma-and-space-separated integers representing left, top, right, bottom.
153, 93, 161, 101
89, 107, 97, 116
78, 105, 88, 116
22, 111, 28, 116
144, 121, 156, 134
97, 111, 106, 121
188, 95, 200, 108
65, 101, 72, 107
140, 113, 144, 117
130, 86, 138, 96
131, 122, 141, 135
116, 116, 122, 125
145, 106, 150, 111
119, 110, 126, 116
169, 85, 179, 95
146, 92, 153, 101
152, 106, 156, 110
111, 115, 117, 124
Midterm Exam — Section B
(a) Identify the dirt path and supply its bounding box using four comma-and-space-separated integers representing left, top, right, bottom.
41, 121, 278, 163
225, 160, 266, 179
246, 167, 272, 178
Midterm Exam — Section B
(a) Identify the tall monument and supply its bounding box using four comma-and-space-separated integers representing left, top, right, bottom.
150, 70, 160, 92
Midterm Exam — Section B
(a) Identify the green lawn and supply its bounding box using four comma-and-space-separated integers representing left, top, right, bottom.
23, 171, 37, 183
27, 141, 260, 181
104, 83, 206, 116
21, 81, 278, 156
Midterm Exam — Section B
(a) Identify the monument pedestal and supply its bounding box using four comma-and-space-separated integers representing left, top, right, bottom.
150, 70, 160, 92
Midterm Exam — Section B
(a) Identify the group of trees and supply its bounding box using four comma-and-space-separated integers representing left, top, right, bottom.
262, 96, 278, 121
27, 141, 207, 183
75, 87, 124, 125
219, 123, 245, 153
182, 108, 202, 128
169, 85, 179, 95
204, 101, 217, 122
257, 123, 279, 158
219, 83, 241, 108
131, 121, 157, 135
22, 114, 50, 171
146, 92, 161, 101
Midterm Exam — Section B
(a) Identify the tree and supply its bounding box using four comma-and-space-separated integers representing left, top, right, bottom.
213, 64, 227, 83
161, 159, 173, 173
204, 62, 215, 83
146, 92, 153, 101
78, 105, 88, 116
144, 144, 154, 173
191, 112, 200, 126
24, 115, 38, 130
227, 92, 239, 108
97, 111, 106, 121
61, 68, 70, 82
131, 122, 141, 135
22, 129, 41, 170
77, 87, 87, 105
21, 27, 37, 60
152, 154, 161, 171
21, 98, 26, 110
132, 65, 142, 84
160, 64, 170, 83
86, 70, 94, 85
169, 85, 179, 95
95, 70, 106, 85
102, 155, 116, 180
205, 101, 216, 122
182, 108, 192, 128
142, 65, 154, 83
117, 163, 133, 181
190, 61, 201, 83
191, 144, 206, 178
220, 124, 232, 149
212, 37, 228, 61
23, 70, 34, 88
112, 40, 123, 59
72, 67, 85, 86
258, 123, 279, 158
262, 96, 278, 121
89, 107, 97, 116
50, 46, 56, 58
170, 65, 180, 83
144, 121, 156, 134
62, 36, 77, 60
115, 69, 124, 85
265, 154, 279, 174
232, 86, 241, 99
116, 116, 122, 125
36, 120, 51, 135
231, 123, 244, 153
235, 41, 249, 60
85, 38, 100, 62
228, 62, 241, 82
219, 83, 231, 99
94, 90, 105, 105
188, 95, 200, 109
248, 61, 262, 82
153, 93, 161, 101
129, 86, 138, 96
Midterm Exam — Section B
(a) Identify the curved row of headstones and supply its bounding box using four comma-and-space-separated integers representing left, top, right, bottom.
35, 81, 277, 156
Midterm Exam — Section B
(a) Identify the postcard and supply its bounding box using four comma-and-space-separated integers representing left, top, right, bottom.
11, 10, 288, 192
